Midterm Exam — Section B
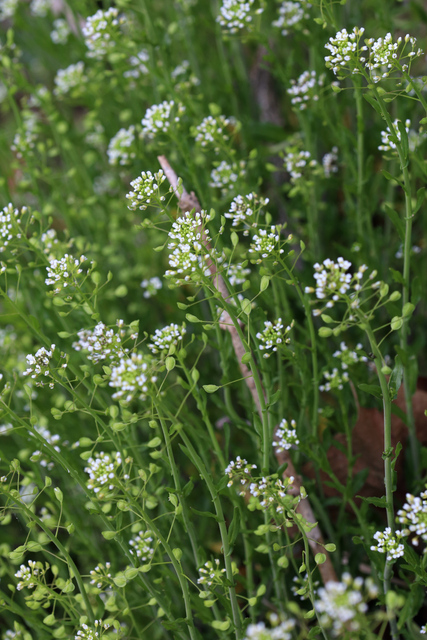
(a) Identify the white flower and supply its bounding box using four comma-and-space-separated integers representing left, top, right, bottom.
378, 119, 411, 152
284, 149, 316, 181
397, 488, 427, 548
287, 70, 324, 110
85, 451, 123, 494
75, 620, 111, 640
209, 160, 246, 193
256, 318, 292, 358
365, 33, 423, 82
322, 147, 339, 177
124, 50, 149, 79
272, 1, 310, 36
141, 276, 162, 298
193, 114, 237, 152
54, 62, 86, 96
370, 527, 405, 562
217, 0, 263, 34
82, 8, 125, 59
243, 619, 295, 640
109, 353, 157, 403
141, 101, 185, 138
51, 19, 71, 45
30, 0, 51, 17
0, 0, 18, 21
165, 209, 214, 283
72, 321, 133, 364
126, 170, 166, 211
249, 227, 284, 262
148, 324, 186, 354
324, 27, 366, 76
197, 559, 226, 586
129, 530, 156, 561
273, 419, 299, 452
107, 126, 136, 166
45, 253, 90, 293
0, 203, 25, 252
225, 193, 269, 231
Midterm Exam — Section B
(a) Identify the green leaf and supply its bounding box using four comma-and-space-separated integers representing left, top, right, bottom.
113, 574, 127, 588
53, 487, 63, 504
114, 285, 127, 297
388, 355, 404, 400
382, 170, 403, 188
357, 495, 387, 508
414, 187, 425, 215
148, 437, 161, 448
231, 231, 239, 247
241, 352, 252, 364
363, 93, 382, 116
389, 268, 405, 285
358, 383, 382, 399
190, 508, 219, 521
315, 553, 326, 565
318, 327, 333, 337
186, 314, 200, 323
227, 507, 240, 549
383, 205, 404, 241
324, 543, 336, 552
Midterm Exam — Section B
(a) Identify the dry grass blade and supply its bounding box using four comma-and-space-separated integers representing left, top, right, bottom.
157, 154, 337, 585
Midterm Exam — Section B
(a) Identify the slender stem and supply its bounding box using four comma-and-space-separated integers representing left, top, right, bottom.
179, 430, 243, 639
368, 84, 419, 480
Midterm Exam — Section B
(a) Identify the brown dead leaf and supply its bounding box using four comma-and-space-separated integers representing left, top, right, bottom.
303, 379, 427, 501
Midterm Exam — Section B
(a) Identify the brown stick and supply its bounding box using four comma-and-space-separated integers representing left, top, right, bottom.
157, 155, 337, 584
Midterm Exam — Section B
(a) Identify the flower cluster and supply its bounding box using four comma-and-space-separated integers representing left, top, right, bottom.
82, 8, 125, 58
332, 342, 367, 368
165, 209, 213, 283
30, 0, 50, 17
225, 456, 257, 488
11, 111, 39, 159
397, 488, 427, 548
54, 62, 86, 96
273, 419, 299, 452
249, 227, 284, 263
3, 625, 30, 639
171, 60, 200, 92
370, 527, 405, 562
364, 33, 423, 82
51, 18, 71, 45
0, 0, 18, 21
109, 353, 157, 403
243, 619, 295, 640
324, 27, 366, 76
216, 0, 263, 34
107, 126, 137, 166
193, 115, 236, 152
256, 318, 292, 358
124, 50, 149, 79
287, 70, 324, 110
0, 203, 25, 252
249, 475, 297, 513
148, 323, 186, 354
284, 149, 317, 181
15, 560, 46, 591
319, 368, 349, 393
126, 170, 166, 211
89, 562, 112, 590
225, 193, 269, 232
305, 258, 369, 315
45, 254, 90, 293
314, 574, 379, 637
272, 1, 310, 36
378, 118, 410, 153
197, 559, 226, 587
75, 620, 112, 640
85, 451, 128, 496
227, 262, 251, 286
141, 101, 185, 138
72, 321, 133, 364
322, 147, 339, 178
22, 345, 56, 388
141, 276, 162, 298
209, 160, 246, 193
129, 530, 156, 561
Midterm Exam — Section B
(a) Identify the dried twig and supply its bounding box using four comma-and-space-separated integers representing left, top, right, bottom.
157, 154, 337, 584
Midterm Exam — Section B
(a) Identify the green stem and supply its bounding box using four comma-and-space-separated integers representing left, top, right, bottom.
369, 84, 419, 480
178, 430, 243, 639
